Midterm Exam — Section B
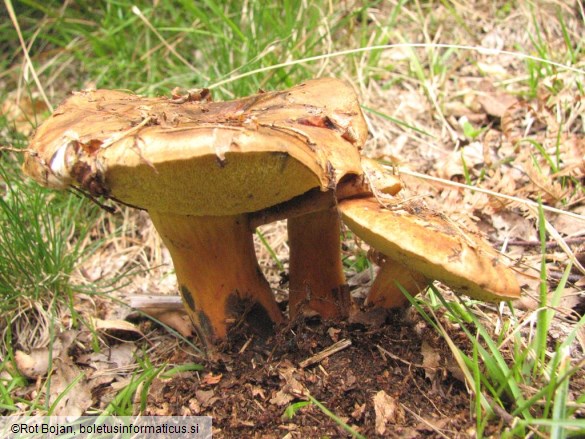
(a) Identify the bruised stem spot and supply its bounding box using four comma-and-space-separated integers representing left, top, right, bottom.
180, 284, 196, 311
225, 294, 276, 338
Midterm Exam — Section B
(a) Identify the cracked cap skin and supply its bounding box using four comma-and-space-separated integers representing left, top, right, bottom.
23, 78, 366, 215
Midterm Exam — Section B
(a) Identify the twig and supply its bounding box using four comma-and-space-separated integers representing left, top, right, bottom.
299, 339, 352, 368
130, 294, 184, 311
399, 403, 451, 439
503, 236, 585, 248
376, 344, 433, 370
0, 145, 28, 153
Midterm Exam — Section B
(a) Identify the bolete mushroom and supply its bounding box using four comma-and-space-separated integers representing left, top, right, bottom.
22, 78, 369, 345
23, 77, 521, 348
339, 197, 521, 305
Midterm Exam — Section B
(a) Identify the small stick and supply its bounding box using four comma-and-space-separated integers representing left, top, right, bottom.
299, 339, 352, 368
502, 236, 585, 248
376, 344, 431, 370
399, 403, 451, 439
130, 294, 184, 311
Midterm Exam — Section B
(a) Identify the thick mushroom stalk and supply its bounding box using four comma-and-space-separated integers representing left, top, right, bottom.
288, 207, 349, 318
149, 212, 283, 345
367, 259, 429, 308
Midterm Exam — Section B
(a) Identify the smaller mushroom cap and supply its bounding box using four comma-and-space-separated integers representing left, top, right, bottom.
339, 197, 521, 302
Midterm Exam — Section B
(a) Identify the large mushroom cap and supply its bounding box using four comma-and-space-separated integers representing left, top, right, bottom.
23, 78, 366, 216
339, 197, 521, 302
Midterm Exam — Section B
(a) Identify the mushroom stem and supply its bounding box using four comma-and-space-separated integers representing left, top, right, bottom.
148, 211, 283, 346
366, 259, 429, 308
248, 165, 402, 231
288, 207, 350, 319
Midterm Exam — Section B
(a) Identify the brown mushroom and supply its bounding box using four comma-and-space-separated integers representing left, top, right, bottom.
339, 197, 521, 305
366, 253, 428, 308
22, 78, 368, 345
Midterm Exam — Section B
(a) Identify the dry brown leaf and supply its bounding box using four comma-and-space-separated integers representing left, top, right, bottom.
48, 360, 92, 419
0, 91, 49, 135
478, 92, 518, 118
476, 62, 509, 79
348, 307, 388, 327
147, 310, 193, 337
14, 350, 51, 379
270, 389, 295, 407
327, 327, 341, 342
435, 141, 485, 180
200, 372, 223, 386
90, 317, 144, 337
250, 385, 266, 399
373, 390, 404, 435
416, 417, 450, 433
14, 331, 76, 378
421, 341, 441, 381
279, 366, 305, 397
78, 343, 136, 372
502, 101, 541, 143
195, 389, 218, 407
270, 362, 307, 406
351, 403, 366, 420
552, 206, 585, 236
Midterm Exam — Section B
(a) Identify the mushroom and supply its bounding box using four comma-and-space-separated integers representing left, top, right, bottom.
339, 197, 521, 305
22, 78, 369, 345
23, 78, 521, 348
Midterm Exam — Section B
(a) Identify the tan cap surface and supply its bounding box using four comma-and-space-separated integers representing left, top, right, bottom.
339, 197, 521, 302
24, 78, 366, 216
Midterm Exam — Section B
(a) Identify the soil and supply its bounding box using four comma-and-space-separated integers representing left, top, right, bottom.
138, 303, 508, 438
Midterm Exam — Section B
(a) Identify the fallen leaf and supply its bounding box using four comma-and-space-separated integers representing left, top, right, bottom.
90, 317, 143, 335
421, 341, 441, 381
327, 327, 341, 342
270, 389, 294, 406
195, 389, 218, 407
552, 206, 585, 236
478, 92, 518, 118
14, 331, 76, 379
48, 360, 92, 419
149, 310, 193, 337
270, 362, 307, 406
373, 390, 404, 435
348, 307, 388, 327
201, 373, 222, 386
416, 417, 450, 433
279, 364, 306, 397
14, 350, 51, 379
351, 403, 366, 420
78, 343, 137, 371
250, 385, 266, 399
0, 91, 49, 135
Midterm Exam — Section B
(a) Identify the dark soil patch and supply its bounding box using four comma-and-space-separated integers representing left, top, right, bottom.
143, 307, 505, 438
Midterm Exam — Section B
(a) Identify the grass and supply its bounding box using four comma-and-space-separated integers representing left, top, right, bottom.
1, 0, 584, 436
0, 150, 103, 346
284, 394, 367, 439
